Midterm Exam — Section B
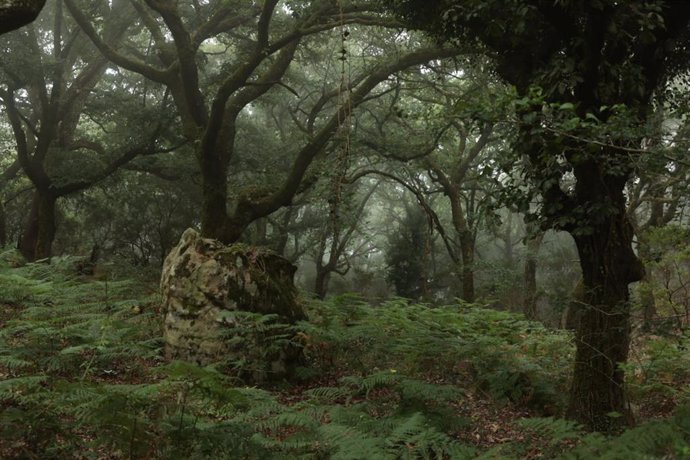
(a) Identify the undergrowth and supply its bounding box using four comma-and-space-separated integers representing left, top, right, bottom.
1, 255, 690, 459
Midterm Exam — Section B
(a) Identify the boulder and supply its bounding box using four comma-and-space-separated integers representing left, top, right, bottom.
161, 228, 305, 381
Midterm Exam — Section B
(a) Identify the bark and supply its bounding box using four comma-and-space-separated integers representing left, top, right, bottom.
200, 151, 230, 241
272, 208, 293, 256
18, 190, 56, 261
566, 189, 645, 432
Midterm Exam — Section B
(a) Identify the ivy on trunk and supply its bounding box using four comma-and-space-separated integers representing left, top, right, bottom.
388, 0, 690, 431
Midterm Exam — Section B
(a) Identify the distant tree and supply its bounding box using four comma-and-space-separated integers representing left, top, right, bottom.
386, 200, 431, 300
523, 223, 544, 320
313, 180, 379, 299
353, 58, 512, 302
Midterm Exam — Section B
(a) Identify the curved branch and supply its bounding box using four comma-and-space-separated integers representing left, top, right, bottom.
233, 46, 463, 226
347, 168, 459, 264
65, 0, 173, 82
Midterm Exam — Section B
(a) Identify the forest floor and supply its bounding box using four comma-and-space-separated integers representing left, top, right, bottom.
1, 260, 690, 458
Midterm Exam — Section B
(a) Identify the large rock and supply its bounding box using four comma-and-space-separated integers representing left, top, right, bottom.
161, 228, 305, 381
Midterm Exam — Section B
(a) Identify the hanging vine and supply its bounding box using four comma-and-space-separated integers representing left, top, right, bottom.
327, 0, 353, 251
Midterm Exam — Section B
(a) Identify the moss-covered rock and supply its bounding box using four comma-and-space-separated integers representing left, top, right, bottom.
161, 229, 305, 381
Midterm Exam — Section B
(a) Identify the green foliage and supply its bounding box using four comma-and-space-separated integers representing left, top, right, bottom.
637, 225, 690, 332
302, 295, 573, 413
520, 407, 690, 459
1, 260, 479, 458
385, 204, 431, 300
4, 259, 690, 458
620, 333, 690, 414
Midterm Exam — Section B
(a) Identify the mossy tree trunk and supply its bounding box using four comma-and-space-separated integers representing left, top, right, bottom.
566, 177, 645, 432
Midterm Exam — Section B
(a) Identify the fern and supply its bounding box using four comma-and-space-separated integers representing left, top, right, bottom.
8, 259, 689, 459
520, 417, 583, 443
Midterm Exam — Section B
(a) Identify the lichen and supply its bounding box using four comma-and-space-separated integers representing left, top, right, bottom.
161, 228, 305, 382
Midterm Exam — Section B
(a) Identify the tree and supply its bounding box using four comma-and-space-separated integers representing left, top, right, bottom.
66, 0, 461, 246
385, 198, 432, 300
389, 0, 690, 431
523, 223, 544, 320
0, 1, 176, 260
627, 114, 690, 328
353, 58, 512, 302
0, 0, 45, 34
313, 179, 379, 299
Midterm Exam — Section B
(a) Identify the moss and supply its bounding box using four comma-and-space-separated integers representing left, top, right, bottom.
216, 244, 304, 321
162, 230, 306, 380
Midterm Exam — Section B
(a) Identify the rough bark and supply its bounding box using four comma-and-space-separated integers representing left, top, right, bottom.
18, 190, 56, 261
566, 187, 645, 431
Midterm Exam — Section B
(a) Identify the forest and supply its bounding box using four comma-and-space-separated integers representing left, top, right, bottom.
2, 0, 690, 458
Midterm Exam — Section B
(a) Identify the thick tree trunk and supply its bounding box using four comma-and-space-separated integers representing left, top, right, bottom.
459, 232, 475, 303
200, 149, 231, 242
18, 191, 57, 261
523, 232, 544, 320
566, 201, 644, 432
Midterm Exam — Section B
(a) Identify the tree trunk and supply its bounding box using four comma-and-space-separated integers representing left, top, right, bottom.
459, 231, 475, 302
639, 277, 657, 331
523, 232, 544, 320
566, 202, 644, 432
18, 191, 57, 261
314, 266, 330, 300
0, 200, 6, 247
200, 149, 230, 242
